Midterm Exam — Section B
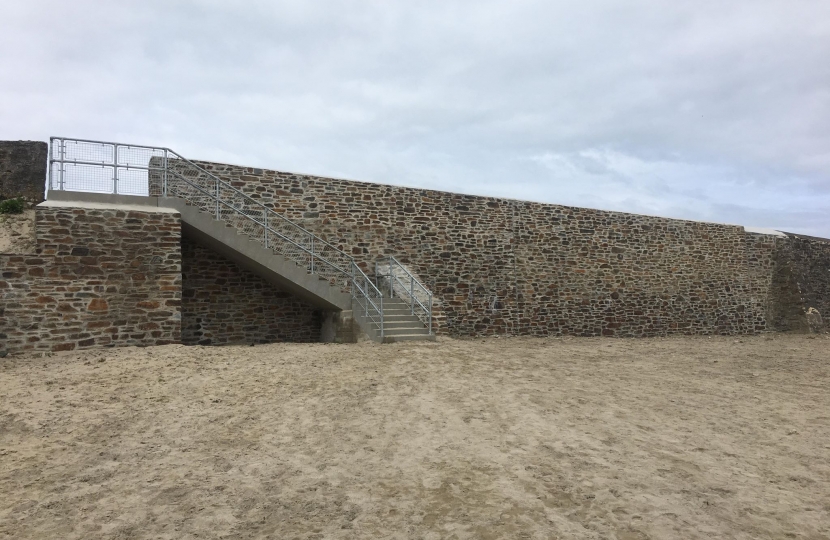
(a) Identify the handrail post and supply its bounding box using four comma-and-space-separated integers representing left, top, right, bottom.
389, 258, 394, 298
162, 149, 168, 197
59, 139, 66, 191
409, 274, 415, 315
47, 138, 52, 192
264, 210, 269, 249
429, 294, 433, 334
215, 177, 220, 219
310, 234, 314, 273
380, 294, 384, 338
112, 145, 118, 194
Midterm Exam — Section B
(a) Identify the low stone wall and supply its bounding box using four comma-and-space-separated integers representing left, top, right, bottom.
181, 237, 321, 345
184, 160, 786, 337
0, 203, 181, 355
0, 141, 47, 204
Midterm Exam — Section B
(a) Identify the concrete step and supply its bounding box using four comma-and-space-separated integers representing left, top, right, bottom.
381, 319, 426, 327
383, 305, 422, 315
384, 327, 431, 336
384, 304, 429, 312
381, 312, 421, 320
383, 320, 428, 330
385, 330, 430, 336
382, 333, 436, 343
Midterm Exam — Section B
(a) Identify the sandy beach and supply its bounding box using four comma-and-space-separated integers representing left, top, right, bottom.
1, 334, 828, 539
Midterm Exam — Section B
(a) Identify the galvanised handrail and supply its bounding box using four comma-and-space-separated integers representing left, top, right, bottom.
375, 256, 433, 334
164, 167, 351, 276
161, 157, 352, 273
48, 136, 384, 339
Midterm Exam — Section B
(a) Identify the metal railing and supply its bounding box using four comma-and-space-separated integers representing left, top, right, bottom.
48, 136, 385, 338
375, 256, 433, 334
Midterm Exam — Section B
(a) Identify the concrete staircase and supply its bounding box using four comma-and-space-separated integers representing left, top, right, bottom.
46, 137, 435, 343
165, 193, 435, 343
356, 297, 435, 343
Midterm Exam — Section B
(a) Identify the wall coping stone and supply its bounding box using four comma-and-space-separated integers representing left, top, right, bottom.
745, 226, 786, 237
44, 190, 179, 213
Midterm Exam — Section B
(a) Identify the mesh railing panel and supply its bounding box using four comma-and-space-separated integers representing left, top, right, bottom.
52, 162, 114, 193
61, 140, 114, 164
48, 139, 164, 196
116, 145, 165, 167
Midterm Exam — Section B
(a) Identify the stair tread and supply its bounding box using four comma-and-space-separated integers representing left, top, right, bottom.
382, 335, 436, 342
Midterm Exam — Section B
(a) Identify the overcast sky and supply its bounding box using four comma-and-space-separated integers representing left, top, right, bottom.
2, 1, 828, 235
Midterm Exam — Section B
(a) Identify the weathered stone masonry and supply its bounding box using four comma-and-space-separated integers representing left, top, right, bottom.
766, 234, 830, 332
181, 237, 321, 345
0, 204, 182, 355
0, 201, 326, 355
186, 160, 828, 337
0, 141, 47, 204
3, 147, 827, 356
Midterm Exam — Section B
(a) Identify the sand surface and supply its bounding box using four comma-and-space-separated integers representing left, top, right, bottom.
0, 209, 36, 254
1, 335, 829, 539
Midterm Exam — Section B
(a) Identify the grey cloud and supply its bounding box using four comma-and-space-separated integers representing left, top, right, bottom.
1, 0, 828, 235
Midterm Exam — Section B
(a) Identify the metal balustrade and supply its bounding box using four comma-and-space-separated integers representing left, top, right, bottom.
48, 136, 386, 338
375, 256, 434, 334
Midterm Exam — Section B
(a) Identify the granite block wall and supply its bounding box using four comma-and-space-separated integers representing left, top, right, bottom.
0, 141, 48, 204
184, 160, 786, 337
0, 204, 181, 355
181, 237, 321, 345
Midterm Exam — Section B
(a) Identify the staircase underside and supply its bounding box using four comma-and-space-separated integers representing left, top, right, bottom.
163, 197, 352, 311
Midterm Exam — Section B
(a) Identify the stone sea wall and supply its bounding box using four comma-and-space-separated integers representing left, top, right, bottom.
0, 204, 182, 355
181, 237, 321, 345
186, 160, 787, 337
4, 152, 826, 356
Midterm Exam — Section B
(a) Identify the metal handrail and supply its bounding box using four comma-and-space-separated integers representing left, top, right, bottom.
48, 136, 384, 339
375, 256, 433, 334
163, 150, 348, 256
164, 168, 351, 276
160, 152, 357, 282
